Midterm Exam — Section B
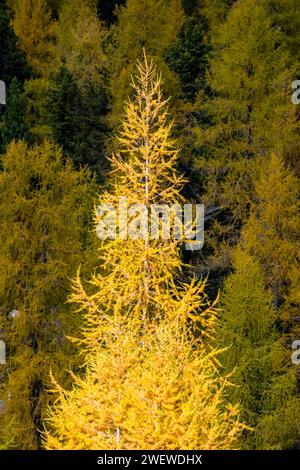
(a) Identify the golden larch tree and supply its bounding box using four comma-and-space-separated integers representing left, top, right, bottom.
45, 319, 243, 450
44, 53, 245, 450
69, 52, 212, 355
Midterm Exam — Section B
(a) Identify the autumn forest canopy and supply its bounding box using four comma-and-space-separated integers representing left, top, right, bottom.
0, 0, 300, 451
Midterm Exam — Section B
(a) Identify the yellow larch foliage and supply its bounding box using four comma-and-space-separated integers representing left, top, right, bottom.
243, 153, 300, 320
55, 0, 107, 90
12, 0, 57, 77
69, 52, 215, 356
44, 54, 245, 450
45, 320, 243, 450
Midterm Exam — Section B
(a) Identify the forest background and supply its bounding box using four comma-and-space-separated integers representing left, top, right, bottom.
0, 0, 300, 450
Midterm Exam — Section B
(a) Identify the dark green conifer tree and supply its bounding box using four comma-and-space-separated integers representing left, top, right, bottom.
44, 66, 109, 179
0, 0, 29, 86
165, 15, 210, 102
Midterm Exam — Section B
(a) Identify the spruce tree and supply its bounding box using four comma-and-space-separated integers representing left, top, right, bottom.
44, 55, 244, 450
165, 12, 211, 179
0, 140, 97, 449
165, 15, 210, 102
13, 0, 110, 146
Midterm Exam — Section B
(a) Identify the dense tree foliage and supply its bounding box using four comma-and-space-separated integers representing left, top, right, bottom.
11, 0, 57, 77
0, 78, 29, 152
44, 55, 244, 450
44, 66, 109, 178
217, 248, 300, 449
0, 141, 97, 449
243, 154, 300, 319
193, 0, 298, 280
165, 15, 209, 102
108, 0, 185, 127
0, 0, 299, 451
45, 318, 244, 450
0, 0, 29, 85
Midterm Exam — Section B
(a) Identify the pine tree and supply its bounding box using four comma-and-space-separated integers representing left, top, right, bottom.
12, 0, 110, 145
65, 53, 211, 353
9, 0, 58, 143
0, 78, 29, 153
218, 248, 300, 449
44, 55, 244, 450
0, 140, 97, 449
